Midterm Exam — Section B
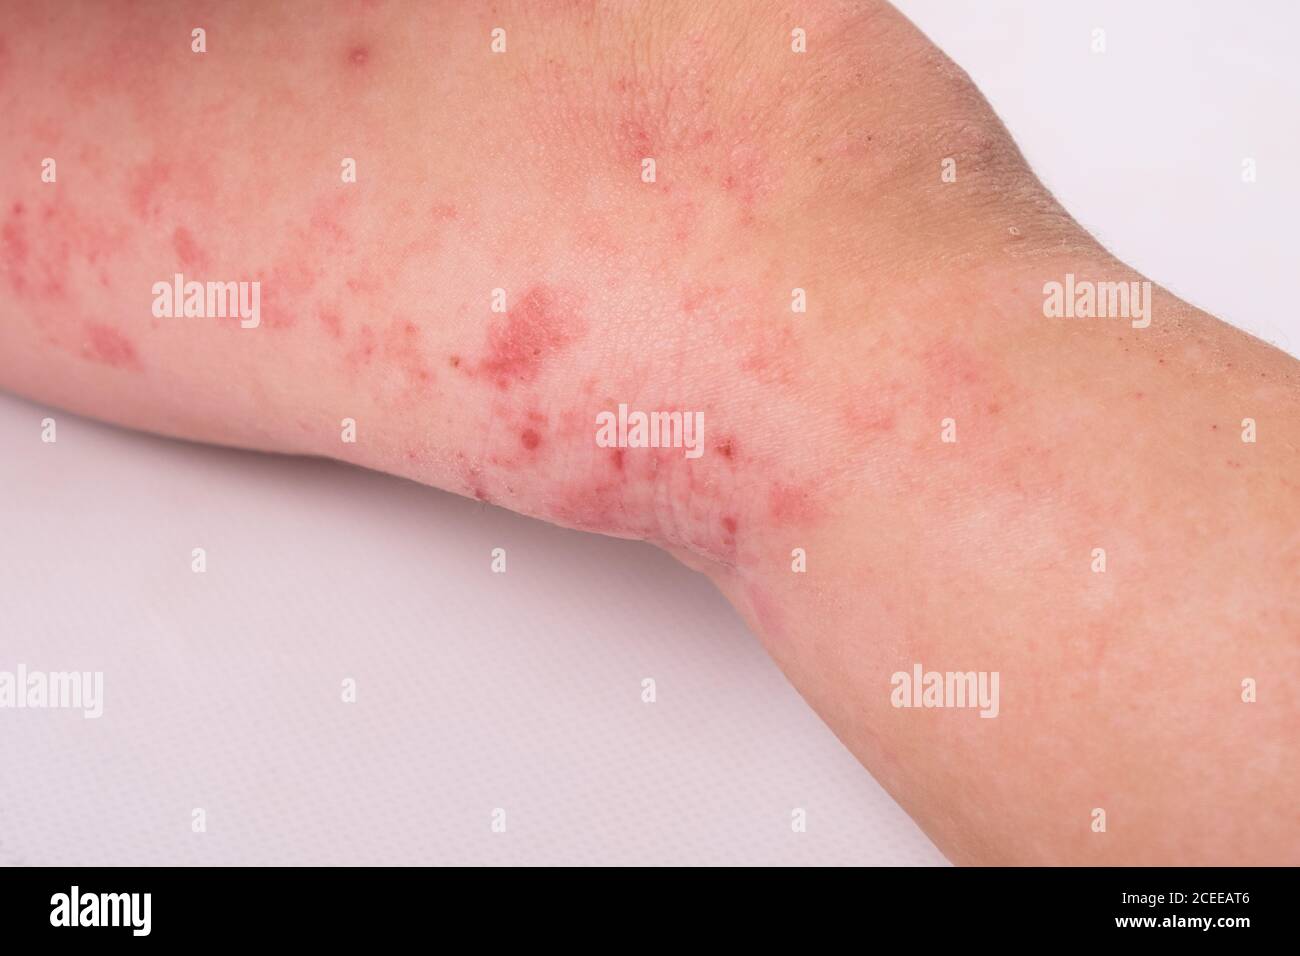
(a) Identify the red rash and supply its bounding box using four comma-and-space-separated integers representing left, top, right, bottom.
922, 341, 984, 389
2, 204, 27, 293
260, 260, 321, 330
127, 157, 170, 221
346, 325, 377, 368
767, 482, 819, 526
309, 194, 354, 250
171, 226, 205, 268
475, 284, 585, 390
6, 200, 125, 304
83, 323, 140, 370
549, 478, 646, 540
318, 307, 344, 339
843, 402, 896, 436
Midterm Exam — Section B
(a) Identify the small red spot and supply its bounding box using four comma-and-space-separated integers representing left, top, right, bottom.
843, 401, 896, 437
310, 201, 349, 247
346, 273, 378, 294
2, 218, 27, 263
449, 355, 461, 369
347, 44, 369, 67
923, 341, 983, 388
520, 428, 541, 451
2, 219, 27, 296
718, 438, 735, 459
679, 284, 716, 315
83, 323, 140, 370
346, 325, 378, 369
430, 202, 458, 221
617, 119, 654, 161
721, 515, 738, 535
318, 307, 344, 338
127, 157, 170, 221
171, 226, 205, 268
611, 447, 625, 472
41, 273, 66, 299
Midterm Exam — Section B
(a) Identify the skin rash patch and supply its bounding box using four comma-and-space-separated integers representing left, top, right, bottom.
5, 200, 130, 317
2, 203, 28, 294
82, 323, 140, 370
171, 226, 206, 269
471, 283, 586, 390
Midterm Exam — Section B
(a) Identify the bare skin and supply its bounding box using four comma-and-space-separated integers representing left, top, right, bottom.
2, 1, 1296, 864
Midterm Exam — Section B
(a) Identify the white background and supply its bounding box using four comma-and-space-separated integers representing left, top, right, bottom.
1, 1, 1296, 865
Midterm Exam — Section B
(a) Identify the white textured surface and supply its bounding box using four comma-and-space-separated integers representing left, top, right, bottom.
0, 406, 941, 865
2, 1, 1297, 866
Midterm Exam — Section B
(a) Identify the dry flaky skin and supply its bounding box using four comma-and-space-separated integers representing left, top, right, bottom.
1, 0, 1297, 864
